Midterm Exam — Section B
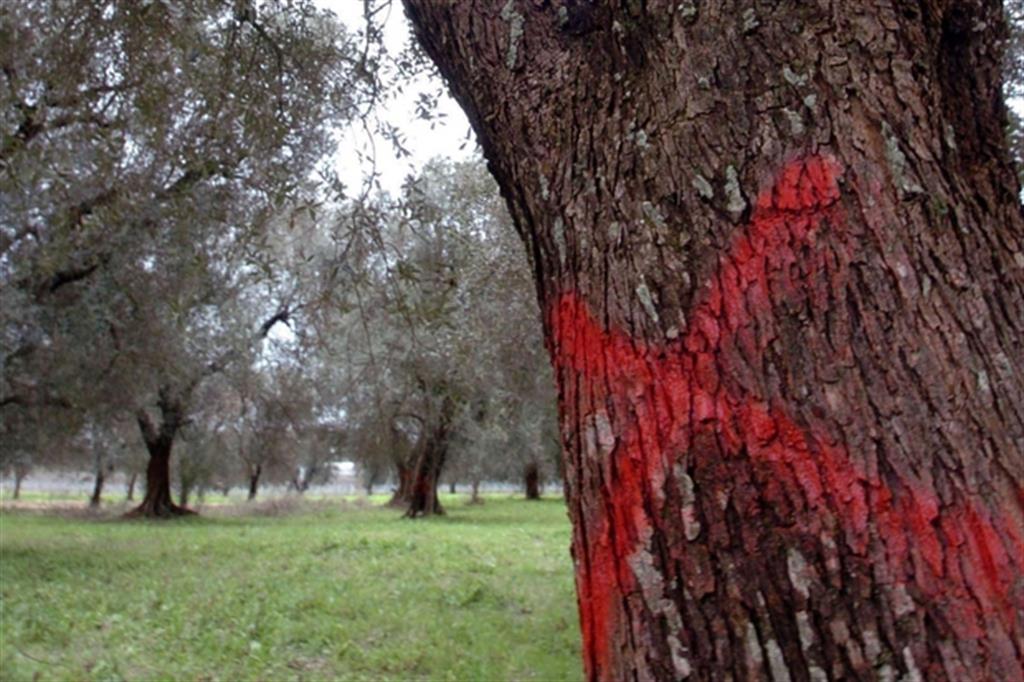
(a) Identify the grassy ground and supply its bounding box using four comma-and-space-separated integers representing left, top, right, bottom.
0, 496, 582, 681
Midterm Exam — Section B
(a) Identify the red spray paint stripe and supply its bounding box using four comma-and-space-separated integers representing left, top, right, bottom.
549, 156, 1023, 678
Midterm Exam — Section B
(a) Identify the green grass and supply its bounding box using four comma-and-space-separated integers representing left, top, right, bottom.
0, 496, 582, 681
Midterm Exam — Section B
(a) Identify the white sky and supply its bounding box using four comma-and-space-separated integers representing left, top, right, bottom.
318, 0, 475, 195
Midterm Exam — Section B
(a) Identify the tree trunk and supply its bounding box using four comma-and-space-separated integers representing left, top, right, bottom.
89, 468, 104, 508
128, 433, 193, 518
89, 448, 105, 508
404, 438, 446, 517
247, 464, 261, 501
129, 389, 195, 518
12, 467, 26, 500
125, 472, 137, 501
405, 397, 456, 518
524, 461, 542, 500
469, 478, 483, 505
448, 480, 457, 494
404, 2, 1024, 679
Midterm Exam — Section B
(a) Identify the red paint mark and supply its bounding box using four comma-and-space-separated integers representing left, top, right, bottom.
548, 156, 1024, 677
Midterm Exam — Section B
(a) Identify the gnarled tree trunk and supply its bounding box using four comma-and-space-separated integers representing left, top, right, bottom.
404, 436, 447, 517
404, 1, 1024, 679
405, 397, 457, 518
129, 388, 194, 518
128, 437, 192, 517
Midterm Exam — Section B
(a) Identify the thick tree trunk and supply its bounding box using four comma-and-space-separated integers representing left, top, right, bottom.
129, 389, 195, 518
127, 439, 193, 517
404, 2, 1024, 679
524, 461, 542, 500
129, 433, 193, 518
247, 464, 261, 501
404, 438, 446, 517
89, 469, 104, 508
125, 472, 136, 501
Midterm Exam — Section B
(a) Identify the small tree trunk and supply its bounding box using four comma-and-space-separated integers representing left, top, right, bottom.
448, 480, 456, 494
469, 479, 483, 505
247, 464, 261, 501
12, 467, 26, 500
125, 472, 137, 501
524, 461, 542, 500
89, 469, 105, 508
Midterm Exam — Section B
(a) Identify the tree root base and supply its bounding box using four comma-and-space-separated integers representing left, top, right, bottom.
124, 502, 197, 519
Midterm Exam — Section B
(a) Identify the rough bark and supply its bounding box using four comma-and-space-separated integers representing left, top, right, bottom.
404, 1, 1024, 679
247, 464, 261, 501
524, 461, 542, 500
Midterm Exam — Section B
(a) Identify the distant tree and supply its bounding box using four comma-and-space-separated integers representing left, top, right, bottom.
336, 159, 556, 516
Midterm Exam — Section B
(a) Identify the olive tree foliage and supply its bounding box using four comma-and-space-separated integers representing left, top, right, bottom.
0, 1, 371, 501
